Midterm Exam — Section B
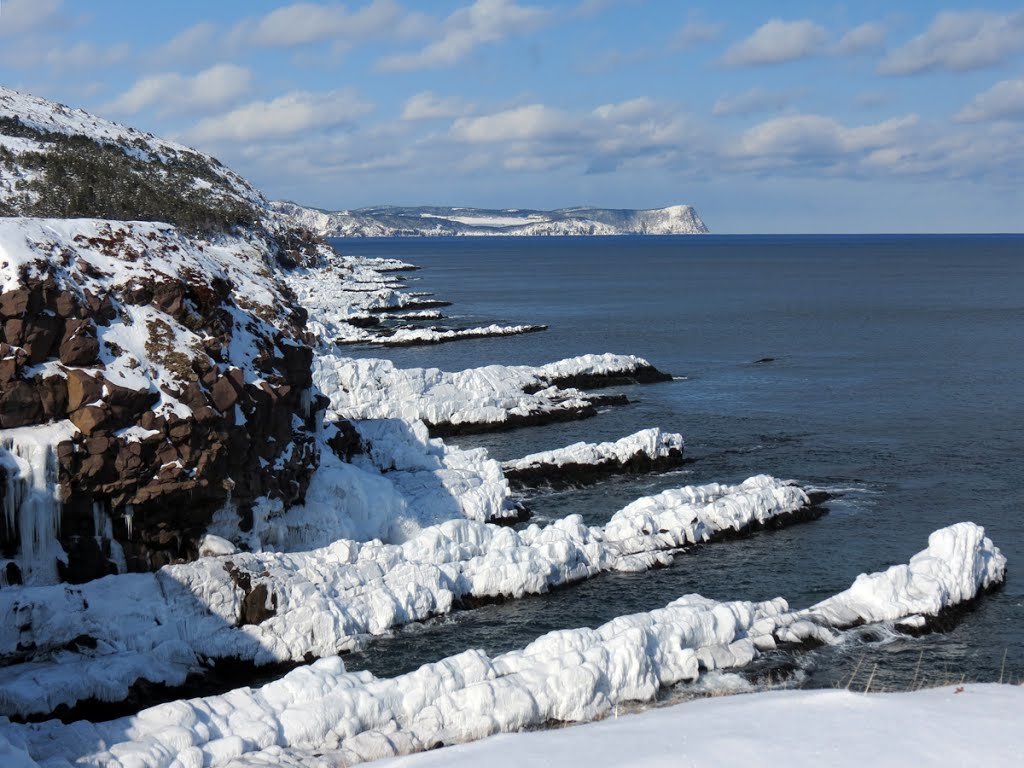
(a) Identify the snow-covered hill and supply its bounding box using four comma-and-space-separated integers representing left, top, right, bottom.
272, 201, 710, 237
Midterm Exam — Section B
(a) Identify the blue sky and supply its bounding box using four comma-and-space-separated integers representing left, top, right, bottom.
2, 1, 1023, 232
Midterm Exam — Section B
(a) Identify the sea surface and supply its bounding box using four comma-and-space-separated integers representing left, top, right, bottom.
332, 234, 1023, 693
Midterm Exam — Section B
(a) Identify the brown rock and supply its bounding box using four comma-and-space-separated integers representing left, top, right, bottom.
210, 376, 239, 412
0, 379, 42, 427
21, 313, 64, 364
70, 405, 110, 436
37, 374, 69, 421
55, 291, 80, 318
139, 410, 165, 432
0, 289, 30, 318
59, 335, 100, 366
67, 369, 103, 411
4, 318, 24, 346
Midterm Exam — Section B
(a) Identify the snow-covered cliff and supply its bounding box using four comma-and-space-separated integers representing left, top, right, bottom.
272, 201, 710, 237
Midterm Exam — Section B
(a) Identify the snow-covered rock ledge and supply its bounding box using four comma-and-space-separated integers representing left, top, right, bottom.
315, 353, 673, 436
340, 323, 549, 348
0, 523, 1004, 767
503, 428, 686, 487
0, 476, 823, 718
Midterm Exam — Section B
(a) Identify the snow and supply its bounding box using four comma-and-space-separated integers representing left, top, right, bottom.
369, 685, 1024, 768
0, 475, 818, 716
420, 213, 548, 227
0, 522, 1005, 767
503, 427, 683, 474
314, 353, 655, 429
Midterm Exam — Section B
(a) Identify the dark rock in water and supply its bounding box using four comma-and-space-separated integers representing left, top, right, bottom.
545, 363, 673, 390
489, 502, 532, 526
427, 401, 599, 438
505, 448, 688, 489
346, 315, 380, 328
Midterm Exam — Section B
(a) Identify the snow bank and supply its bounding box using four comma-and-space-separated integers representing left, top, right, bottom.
0, 523, 1005, 767
0, 476, 817, 716
503, 428, 684, 485
314, 353, 663, 432
370, 685, 1024, 768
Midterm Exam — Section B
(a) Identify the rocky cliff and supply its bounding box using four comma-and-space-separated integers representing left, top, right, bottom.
0, 86, 336, 586
271, 201, 710, 237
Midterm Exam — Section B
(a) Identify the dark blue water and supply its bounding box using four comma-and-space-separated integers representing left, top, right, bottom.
332, 235, 1024, 691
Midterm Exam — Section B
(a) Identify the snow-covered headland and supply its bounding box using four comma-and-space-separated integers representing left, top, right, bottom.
272, 201, 710, 238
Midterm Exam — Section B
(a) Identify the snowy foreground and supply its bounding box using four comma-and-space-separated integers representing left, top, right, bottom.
0, 476, 815, 716
375, 685, 1024, 768
0, 522, 1005, 767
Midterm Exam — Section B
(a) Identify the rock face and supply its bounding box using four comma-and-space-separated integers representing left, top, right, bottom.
0, 219, 332, 585
271, 201, 710, 237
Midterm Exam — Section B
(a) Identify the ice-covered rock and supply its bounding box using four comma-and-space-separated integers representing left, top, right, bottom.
503, 428, 685, 486
0, 523, 1004, 767
0, 475, 820, 716
314, 353, 670, 434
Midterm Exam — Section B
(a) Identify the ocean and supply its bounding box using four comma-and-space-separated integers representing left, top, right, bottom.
332, 234, 1024, 693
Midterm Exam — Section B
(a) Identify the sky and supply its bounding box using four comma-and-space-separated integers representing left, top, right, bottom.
1, 1, 1023, 233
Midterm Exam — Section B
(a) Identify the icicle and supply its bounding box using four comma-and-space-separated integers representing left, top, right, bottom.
123, 505, 134, 540
0, 424, 70, 586
299, 387, 312, 419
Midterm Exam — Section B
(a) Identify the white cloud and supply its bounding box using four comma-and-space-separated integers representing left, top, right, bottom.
104, 64, 253, 117
444, 97, 694, 175
880, 10, 1024, 75
232, 0, 430, 48
189, 88, 374, 143
721, 19, 827, 67
45, 41, 131, 71
955, 78, 1024, 123
152, 22, 219, 65
378, 0, 549, 71
401, 91, 474, 120
450, 104, 577, 143
833, 22, 886, 56
731, 113, 919, 163
0, 0, 63, 37
713, 88, 801, 118
672, 18, 723, 50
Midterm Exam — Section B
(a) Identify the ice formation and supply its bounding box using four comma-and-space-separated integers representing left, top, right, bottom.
0, 522, 1004, 767
503, 428, 685, 485
0, 423, 76, 586
0, 476, 819, 716
314, 353, 663, 431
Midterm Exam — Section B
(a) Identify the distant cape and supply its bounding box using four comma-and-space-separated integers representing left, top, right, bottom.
272, 201, 710, 237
